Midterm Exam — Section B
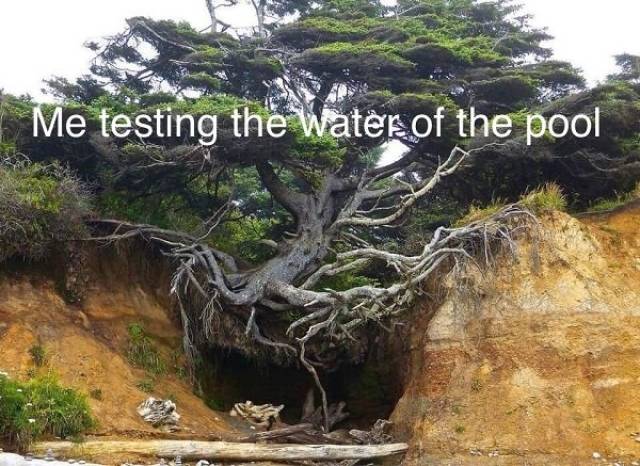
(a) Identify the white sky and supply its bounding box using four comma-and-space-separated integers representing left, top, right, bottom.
0, 0, 638, 99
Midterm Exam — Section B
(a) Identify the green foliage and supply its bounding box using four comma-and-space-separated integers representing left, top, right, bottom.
519, 183, 567, 213
0, 159, 89, 262
136, 377, 156, 393
313, 269, 380, 292
587, 182, 640, 212
126, 323, 166, 375
0, 373, 94, 449
97, 191, 203, 234
296, 41, 414, 75
210, 215, 279, 264
454, 183, 568, 226
288, 117, 347, 169
28, 345, 47, 367
165, 94, 268, 118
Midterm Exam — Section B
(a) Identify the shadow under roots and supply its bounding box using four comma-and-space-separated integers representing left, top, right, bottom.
197, 344, 405, 429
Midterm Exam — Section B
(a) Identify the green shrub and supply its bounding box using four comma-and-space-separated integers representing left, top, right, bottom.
127, 323, 166, 375
455, 183, 568, 227
0, 158, 90, 262
28, 345, 47, 367
136, 377, 155, 393
588, 182, 640, 212
519, 183, 567, 213
0, 373, 95, 449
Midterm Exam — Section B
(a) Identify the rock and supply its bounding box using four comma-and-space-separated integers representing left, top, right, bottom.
137, 398, 180, 429
592, 452, 601, 459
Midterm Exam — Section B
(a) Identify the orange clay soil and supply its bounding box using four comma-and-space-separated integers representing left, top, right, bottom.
0, 245, 241, 444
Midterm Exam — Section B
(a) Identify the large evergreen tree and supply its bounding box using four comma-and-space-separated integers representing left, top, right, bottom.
2, 0, 638, 429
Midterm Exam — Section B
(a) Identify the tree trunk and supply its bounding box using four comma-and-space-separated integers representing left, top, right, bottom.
205, 0, 218, 33
33, 440, 408, 461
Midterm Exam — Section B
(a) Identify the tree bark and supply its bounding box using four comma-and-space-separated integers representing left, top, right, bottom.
33, 440, 408, 461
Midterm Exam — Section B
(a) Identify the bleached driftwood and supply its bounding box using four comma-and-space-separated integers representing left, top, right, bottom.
230, 401, 284, 429
137, 398, 181, 429
349, 419, 393, 445
33, 440, 408, 461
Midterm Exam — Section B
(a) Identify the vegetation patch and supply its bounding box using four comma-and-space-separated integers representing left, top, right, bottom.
0, 373, 95, 449
28, 345, 47, 367
455, 183, 567, 226
454, 200, 506, 227
520, 183, 568, 213
0, 158, 89, 263
126, 323, 167, 375
588, 182, 640, 212
136, 377, 156, 394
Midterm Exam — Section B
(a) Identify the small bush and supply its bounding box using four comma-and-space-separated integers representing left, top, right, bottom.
28, 345, 47, 367
0, 158, 90, 262
127, 323, 166, 375
0, 373, 95, 449
519, 183, 567, 213
89, 388, 103, 401
588, 182, 640, 212
454, 183, 568, 227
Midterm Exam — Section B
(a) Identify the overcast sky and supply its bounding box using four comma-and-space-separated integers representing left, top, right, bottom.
0, 0, 638, 100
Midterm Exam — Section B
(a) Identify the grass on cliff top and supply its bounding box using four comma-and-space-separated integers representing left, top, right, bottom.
455, 183, 567, 227
587, 181, 640, 213
0, 373, 95, 449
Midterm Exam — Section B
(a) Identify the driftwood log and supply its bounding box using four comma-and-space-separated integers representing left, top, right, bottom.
230, 401, 284, 429
33, 440, 408, 461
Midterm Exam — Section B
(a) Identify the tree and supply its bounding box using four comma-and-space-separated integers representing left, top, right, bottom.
2, 0, 620, 429
609, 53, 640, 83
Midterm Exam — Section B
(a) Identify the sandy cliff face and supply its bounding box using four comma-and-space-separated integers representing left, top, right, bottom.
392, 201, 640, 465
0, 245, 236, 440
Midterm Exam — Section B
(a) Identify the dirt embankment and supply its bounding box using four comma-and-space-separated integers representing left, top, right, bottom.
391, 201, 640, 465
0, 243, 237, 441
2, 203, 640, 466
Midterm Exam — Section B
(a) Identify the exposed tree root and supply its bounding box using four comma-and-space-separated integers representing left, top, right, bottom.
89, 144, 537, 431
